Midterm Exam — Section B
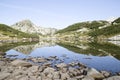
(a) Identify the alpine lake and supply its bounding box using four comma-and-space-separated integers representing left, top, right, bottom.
1, 40, 120, 74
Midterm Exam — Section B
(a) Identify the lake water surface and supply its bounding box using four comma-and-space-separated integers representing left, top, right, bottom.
1, 41, 120, 74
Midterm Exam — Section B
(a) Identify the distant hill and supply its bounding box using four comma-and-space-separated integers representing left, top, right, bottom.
0, 24, 39, 39
11, 20, 57, 35
56, 17, 120, 40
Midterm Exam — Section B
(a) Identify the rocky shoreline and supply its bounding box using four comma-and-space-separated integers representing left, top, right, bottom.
0, 52, 120, 80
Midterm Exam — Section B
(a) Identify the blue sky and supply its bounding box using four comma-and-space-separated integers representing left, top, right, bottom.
0, 0, 120, 29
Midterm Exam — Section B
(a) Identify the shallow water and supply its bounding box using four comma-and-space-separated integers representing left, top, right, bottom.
2, 41, 120, 74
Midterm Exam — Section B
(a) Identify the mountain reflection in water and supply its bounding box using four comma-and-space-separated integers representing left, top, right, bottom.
1, 40, 120, 73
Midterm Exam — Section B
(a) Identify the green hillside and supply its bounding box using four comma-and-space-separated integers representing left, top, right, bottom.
57, 20, 108, 33
89, 24, 120, 37
56, 17, 120, 39
0, 24, 39, 38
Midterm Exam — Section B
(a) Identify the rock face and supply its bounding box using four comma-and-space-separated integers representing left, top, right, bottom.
11, 19, 57, 35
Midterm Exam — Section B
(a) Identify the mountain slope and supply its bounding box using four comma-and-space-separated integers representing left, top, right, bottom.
0, 24, 39, 39
57, 20, 109, 33
11, 20, 57, 35
56, 17, 120, 40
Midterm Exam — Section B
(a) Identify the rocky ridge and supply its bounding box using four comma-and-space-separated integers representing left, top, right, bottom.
11, 20, 57, 35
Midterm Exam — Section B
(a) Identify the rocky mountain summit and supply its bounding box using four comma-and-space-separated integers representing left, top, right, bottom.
11, 20, 57, 35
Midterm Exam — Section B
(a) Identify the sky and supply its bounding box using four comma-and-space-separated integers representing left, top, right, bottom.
0, 0, 120, 29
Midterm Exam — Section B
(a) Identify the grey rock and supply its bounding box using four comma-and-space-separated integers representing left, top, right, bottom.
101, 71, 111, 77
56, 63, 67, 69
43, 67, 55, 74
28, 65, 39, 73
11, 59, 32, 67
61, 68, 67, 73
47, 73, 53, 79
60, 72, 70, 80
53, 71, 60, 79
32, 58, 47, 63
103, 76, 120, 80
18, 76, 29, 80
75, 75, 84, 79
82, 76, 95, 80
87, 68, 104, 79
0, 72, 10, 80
43, 62, 51, 67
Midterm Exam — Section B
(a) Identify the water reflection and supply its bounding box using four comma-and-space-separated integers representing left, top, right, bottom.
2, 40, 120, 73
58, 41, 120, 60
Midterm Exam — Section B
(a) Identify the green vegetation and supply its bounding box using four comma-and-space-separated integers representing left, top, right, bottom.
57, 21, 108, 33
0, 24, 39, 38
89, 24, 120, 37
58, 41, 120, 59
112, 17, 120, 24
0, 41, 38, 52
56, 17, 120, 39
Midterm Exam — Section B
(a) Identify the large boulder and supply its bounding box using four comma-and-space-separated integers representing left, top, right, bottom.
87, 68, 104, 79
11, 59, 32, 67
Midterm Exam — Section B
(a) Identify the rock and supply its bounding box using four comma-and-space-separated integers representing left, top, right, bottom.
60, 72, 70, 80
56, 63, 67, 69
12, 69, 24, 76
87, 68, 104, 79
53, 71, 60, 79
69, 78, 77, 80
69, 67, 81, 76
69, 62, 78, 66
75, 75, 84, 79
43, 67, 55, 74
82, 76, 95, 80
101, 71, 111, 77
0, 61, 5, 66
0, 72, 10, 80
11, 59, 32, 67
18, 76, 29, 80
47, 56, 57, 60
103, 76, 120, 80
61, 68, 67, 73
0, 52, 5, 56
37, 76, 42, 80
28, 65, 39, 73
29, 75, 37, 80
32, 57, 47, 63
47, 73, 53, 79
43, 62, 51, 67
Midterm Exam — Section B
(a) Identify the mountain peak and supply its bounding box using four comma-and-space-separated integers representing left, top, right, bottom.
11, 19, 57, 35
107, 17, 119, 23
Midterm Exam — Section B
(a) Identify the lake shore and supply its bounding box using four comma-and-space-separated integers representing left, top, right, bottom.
0, 52, 120, 80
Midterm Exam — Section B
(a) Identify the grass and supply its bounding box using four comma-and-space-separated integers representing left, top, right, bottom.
0, 24, 39, 38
